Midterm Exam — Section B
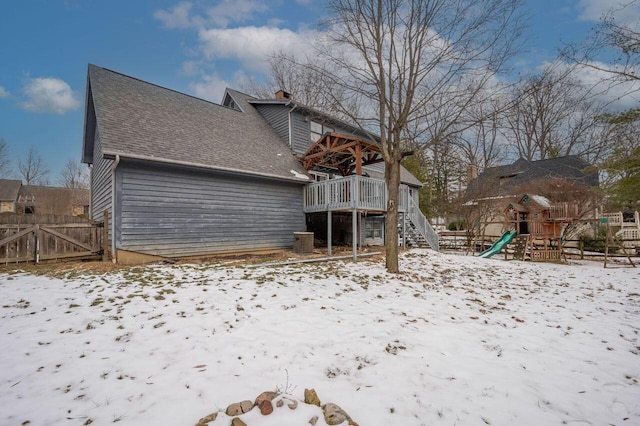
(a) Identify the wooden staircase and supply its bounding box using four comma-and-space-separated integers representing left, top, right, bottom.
399, 198, 439, 251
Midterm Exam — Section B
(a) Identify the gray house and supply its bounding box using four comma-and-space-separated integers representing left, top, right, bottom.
82, 65, 436, 263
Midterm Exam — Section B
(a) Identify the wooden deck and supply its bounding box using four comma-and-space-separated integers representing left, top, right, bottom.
303, 175, 411, 213
303, 175, 439, 251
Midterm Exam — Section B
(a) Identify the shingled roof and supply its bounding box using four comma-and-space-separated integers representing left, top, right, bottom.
82, 65, 310, 183
0, 179, 22, 201
467, 156, 599, 196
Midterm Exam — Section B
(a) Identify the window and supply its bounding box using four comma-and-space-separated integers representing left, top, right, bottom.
365, 219, 383, 239
310, 121, 334, 142
310, 121, 323, 142
309, 171, 329, 181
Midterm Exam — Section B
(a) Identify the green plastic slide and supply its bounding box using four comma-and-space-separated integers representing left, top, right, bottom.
477, 230, 518, 258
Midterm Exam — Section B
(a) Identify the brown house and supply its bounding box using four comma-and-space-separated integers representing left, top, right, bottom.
0, 180, 89, 217
18, 186, 90, 216
0, 179, 22, 213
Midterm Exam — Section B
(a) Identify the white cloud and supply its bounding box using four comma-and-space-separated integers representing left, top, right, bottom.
154, 2, 201, 29
154, 0, 269, 29
21, 77, 80, 114
180, 60, 201, 76
205, 0, 268, 28
544, 60, 640, 110
198, 26, 317, 73
190, 69, 262, 102
577, 0, 640, 23
190, 72, 230, 102
0, 86, 9, 98
573, 63, 640, 109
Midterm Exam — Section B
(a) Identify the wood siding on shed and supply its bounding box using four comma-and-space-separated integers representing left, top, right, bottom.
90, 128, 113, 228
117, 161, 306, 257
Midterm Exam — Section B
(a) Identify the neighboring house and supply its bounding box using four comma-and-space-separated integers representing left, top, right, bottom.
0, 179, 89, 216
467, 156, 599, 196
465, 156, 600, 240
82, 65, 436, 263
17, 186, 90, 216
0, 179, 22, 213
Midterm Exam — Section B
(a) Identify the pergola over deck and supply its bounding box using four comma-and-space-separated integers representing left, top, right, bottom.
301, 132, 384, 177
299, 132, 438, 258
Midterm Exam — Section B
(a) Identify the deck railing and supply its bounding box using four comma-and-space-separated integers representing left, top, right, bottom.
549, 202, 579, 219
303, 175, 410, 213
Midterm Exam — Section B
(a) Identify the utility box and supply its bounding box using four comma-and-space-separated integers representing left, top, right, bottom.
293, 232, 314, 254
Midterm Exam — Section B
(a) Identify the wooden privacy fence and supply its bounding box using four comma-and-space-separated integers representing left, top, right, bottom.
0, 214, 103, 264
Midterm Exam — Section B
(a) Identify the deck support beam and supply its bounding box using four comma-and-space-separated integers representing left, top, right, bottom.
327, 210, 332, 256
352, 208, 357, 261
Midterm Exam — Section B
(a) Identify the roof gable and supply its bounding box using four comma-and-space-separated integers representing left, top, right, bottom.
0, 179, 22, 201
83, 65, 309, 183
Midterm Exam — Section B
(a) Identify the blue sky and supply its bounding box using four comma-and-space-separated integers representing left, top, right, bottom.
0, 0, 634, 182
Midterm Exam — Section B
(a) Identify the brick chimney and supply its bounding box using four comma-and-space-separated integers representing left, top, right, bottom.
275, 90, 293, 100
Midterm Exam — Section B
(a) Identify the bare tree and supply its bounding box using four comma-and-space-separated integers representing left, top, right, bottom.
504, 67, 606, 161
312, 0, 525, 272
456, 96, 510, 170
242, 51, 361, 120
18, 145, 49, 185
427, 138, 466, 221
563, 1, 640, 86
57, 159, 89, 189
0, 138, 10, 178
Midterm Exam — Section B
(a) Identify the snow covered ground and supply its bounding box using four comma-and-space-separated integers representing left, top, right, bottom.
0, 250, 638, 426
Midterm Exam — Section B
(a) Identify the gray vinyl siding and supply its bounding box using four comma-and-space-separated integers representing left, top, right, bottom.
254, 105, 289, 145
290, 110, 369, 156
117, 161, 305, 257
291, 110, 311, 155
90, 128, 113, 228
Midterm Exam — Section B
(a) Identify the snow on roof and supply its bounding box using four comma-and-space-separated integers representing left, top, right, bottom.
530, 194, 551, 208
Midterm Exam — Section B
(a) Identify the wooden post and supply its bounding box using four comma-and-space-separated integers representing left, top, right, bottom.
579, 240, 584, 260
327, 210, 332, 256
604, 222, 609, 268
505, 238, 508, 260
34, 224, 40, 264
619, 237, 636, 268
352, 180, 359, 261
102, 210, 109, 262
352, 208, 357, 261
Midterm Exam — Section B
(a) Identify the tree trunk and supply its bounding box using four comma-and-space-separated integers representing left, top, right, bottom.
385, 159, 401, 273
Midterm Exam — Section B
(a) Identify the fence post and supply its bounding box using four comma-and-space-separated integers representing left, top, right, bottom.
604, 222, 609, 268
34, 224, 40, 264
102, 210, 109, 262
579, 240, 584, 260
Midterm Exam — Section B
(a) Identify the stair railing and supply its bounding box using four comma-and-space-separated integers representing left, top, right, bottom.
407, 197, 439, 251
